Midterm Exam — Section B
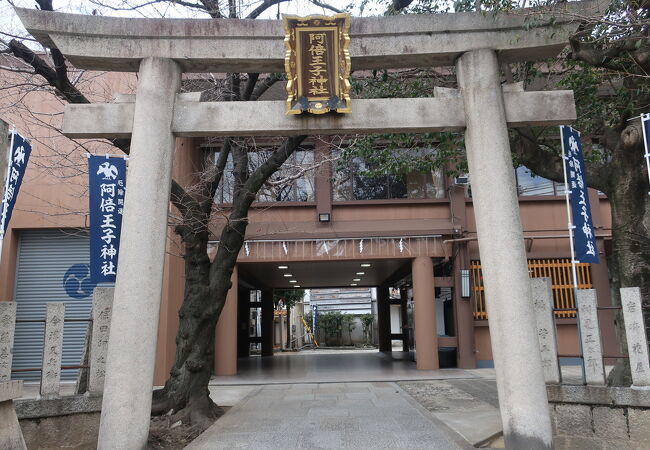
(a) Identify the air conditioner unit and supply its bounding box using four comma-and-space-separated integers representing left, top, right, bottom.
455, 175, 470, 185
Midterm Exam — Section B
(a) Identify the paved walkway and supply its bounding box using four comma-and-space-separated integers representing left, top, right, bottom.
189, 351, 604, 449
187, 382, 472, 449
211, 350, 495, 385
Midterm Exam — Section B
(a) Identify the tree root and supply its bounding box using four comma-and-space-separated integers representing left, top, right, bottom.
151, 387, 223, 432
151, 387, 173, 416
185, 394, 224, 431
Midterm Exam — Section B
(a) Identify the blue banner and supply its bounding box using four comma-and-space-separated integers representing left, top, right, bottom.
89, 156, 126, 283
560, 126, 599, 264
1, 131, 33, 235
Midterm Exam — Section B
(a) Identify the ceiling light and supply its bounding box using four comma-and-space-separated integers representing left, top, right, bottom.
289, 280, 297, 283
353, 278, 361, 282
294, 285, 301, 288
278, 265, 289, 269
350, 283, 358, 286
360, 263, 371, 268
283, 274, 293, 277
356, 272, 365, 275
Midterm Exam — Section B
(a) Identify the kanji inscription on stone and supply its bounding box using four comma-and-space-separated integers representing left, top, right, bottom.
621, 287, 650, 389
89, 288, 114, 394
40, 302, 65, 398
531, 278, 561, 384
576, 289, 605, 385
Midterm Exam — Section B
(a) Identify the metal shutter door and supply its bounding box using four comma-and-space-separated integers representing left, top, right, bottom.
12, 229, 100, 381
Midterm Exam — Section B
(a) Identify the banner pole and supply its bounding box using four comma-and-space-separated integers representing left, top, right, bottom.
0, 127, 16, 270
641, 114, 650, 196
560, 126, 579, 289
560, 125, 586, 383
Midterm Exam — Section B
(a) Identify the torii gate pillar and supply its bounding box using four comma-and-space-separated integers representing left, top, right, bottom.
97, 57, 181, 450
457, 49, 553, 449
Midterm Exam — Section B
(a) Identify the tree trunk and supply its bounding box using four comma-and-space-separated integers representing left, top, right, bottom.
604, 135, 650, 386
151, 220, 222, 429
152, 135, 306, 425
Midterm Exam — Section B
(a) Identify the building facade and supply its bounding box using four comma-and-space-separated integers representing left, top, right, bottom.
0, 67, 618, 385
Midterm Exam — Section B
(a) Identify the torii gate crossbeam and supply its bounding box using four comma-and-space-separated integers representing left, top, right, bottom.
63, 90, 575, 138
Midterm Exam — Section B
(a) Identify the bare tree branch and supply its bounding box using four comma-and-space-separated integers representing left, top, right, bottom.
241, 73, 260, 101
89, 0, 209, 13
203, 138, 232, 213
199, 0, 222, 18
7, 39, 89, 105
245, 136, 307, 195
247, 0, 290, 19
249, 73, 283, 101
308, 0, 343, 14
264, 153, 340, 187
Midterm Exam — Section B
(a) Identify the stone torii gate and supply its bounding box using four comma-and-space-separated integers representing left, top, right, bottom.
16, 3, 599, 449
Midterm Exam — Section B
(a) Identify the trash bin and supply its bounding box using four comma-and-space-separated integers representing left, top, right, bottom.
438, 346, 457, 368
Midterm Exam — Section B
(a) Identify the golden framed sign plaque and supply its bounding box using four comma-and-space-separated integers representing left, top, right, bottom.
283, 13, 352, 115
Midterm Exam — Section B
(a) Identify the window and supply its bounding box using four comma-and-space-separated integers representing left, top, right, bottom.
515, 166, 565, 197
213, 148, 315, 204
255, 150, 315, 202
464, 166, 565, 198
333, 154, 446, 201
405, 170, 446, 199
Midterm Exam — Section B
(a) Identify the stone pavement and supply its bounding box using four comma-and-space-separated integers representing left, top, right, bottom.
187, 382, 472, 449
396, 365, 615, 448
398, 379, 501, 447
211, 350, 494, 385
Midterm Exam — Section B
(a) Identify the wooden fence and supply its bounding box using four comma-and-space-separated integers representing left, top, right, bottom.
471, 258, 592, 320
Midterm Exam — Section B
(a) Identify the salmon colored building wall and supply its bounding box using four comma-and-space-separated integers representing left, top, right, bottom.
0, 69, 136, 301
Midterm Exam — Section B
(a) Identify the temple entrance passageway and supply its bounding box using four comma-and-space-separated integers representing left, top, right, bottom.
212, 257, 467, 383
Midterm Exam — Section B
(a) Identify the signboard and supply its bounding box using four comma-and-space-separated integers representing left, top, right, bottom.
89, 155, 126, 283
560, 126, 599, 264
1, 131, 32, 236
283, 13, 351, 115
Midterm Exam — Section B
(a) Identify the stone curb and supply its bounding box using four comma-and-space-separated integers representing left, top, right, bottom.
547, 385, 650, 408
15, 394, 102, 420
